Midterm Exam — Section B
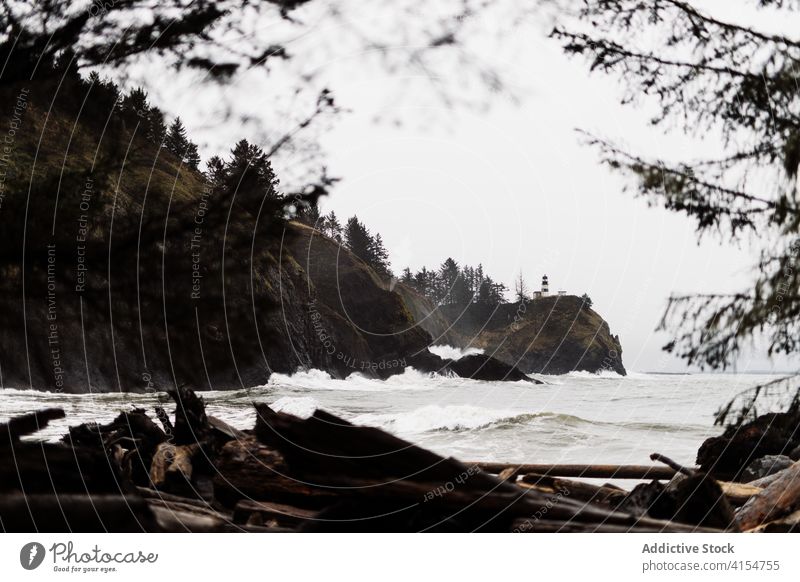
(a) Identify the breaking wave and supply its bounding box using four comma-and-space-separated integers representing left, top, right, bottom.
428, 344, 485, 361
351, 405, 591, 434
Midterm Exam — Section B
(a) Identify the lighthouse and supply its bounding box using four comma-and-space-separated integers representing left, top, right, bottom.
541, 274, 549, 296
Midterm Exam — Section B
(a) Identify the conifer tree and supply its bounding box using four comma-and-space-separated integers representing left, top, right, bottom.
370, 233, 392, 278
324, 211, 343, 243
165, 117, 190, 159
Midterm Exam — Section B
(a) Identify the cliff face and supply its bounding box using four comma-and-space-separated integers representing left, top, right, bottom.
398, 287, 626, 376
0, 82, 621, 392
0, 80, 443, 392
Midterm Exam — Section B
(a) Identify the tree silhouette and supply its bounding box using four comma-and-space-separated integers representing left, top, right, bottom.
554, 0, 800, 424
515, 273, 529, 303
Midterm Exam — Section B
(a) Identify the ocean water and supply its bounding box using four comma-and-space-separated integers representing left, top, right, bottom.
0, 347, 779, 469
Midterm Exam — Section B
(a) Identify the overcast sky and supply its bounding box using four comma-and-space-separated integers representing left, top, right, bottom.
137, 1, 794, 373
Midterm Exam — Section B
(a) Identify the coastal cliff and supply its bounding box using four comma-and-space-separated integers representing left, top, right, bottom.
398, 287, 626, 376
0, 76, 621, 392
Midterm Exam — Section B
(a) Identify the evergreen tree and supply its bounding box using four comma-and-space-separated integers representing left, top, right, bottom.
185, 142, 201, 171
344, 216, 373, 265
400, 267, 413, 285
206, 156, 227, 189
438, 258, 459, 304
514, 272, 529, 303
165, 117, 190, 159
324, 211, 343, 243
121, 87, 149, 124
225, 139, 281, 213
369, 233, 392, 278
298, 203, 321, 227
146, 108, 167, 146
554, 0, 800, 424
477, 278, 494, 305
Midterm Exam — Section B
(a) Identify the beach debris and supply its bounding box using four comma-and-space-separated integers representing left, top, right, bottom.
735, 461, 800, 531
696, 411, 800, 481
741, 454, 794, 483
472, 461, 682, 480
2, 387, 799, 533
0, 408, 64, 446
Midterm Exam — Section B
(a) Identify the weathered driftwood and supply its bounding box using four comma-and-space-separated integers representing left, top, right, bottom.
209, 415, 247, 440
749, 462, 798, 488
212, 435, 335, 507
252, 404, 728, 532
735, 461, 800, 530
168, 385, 210, 446
0, 408, 65, 445
164, 444, 199, 493
745, 509, 800, 533
718, 481, 762, 505
473, 461, 681, 480
0, 494, 158, 532
696, 411, 800, 480
624, 474, 737, 530
233, 499, 318, 528
150, 442, 177, 487
511, 517, 721, 534
64, 408, 168, 486
0, 395, 754, 533
1, 441, 128, 495
519, 473, 627, 505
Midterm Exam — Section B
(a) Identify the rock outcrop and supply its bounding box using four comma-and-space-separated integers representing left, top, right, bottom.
399, 287, 626, 376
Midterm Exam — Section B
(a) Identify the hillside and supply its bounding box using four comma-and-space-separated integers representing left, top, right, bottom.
0, 75, 533, 392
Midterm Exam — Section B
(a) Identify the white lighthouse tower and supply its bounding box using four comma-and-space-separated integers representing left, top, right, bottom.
541, 274, 549, 297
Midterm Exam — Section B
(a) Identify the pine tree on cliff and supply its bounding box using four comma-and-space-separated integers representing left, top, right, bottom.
345, 216, 373, 266
401, 267, 413, 285
224, 139, 281, 214
86, 72, 122, 126
462, 265, 476, 301
299, 203, 321, 227
554, 0, 800, 425
413, 267, 429, 295
165, 117, 190, 159
324, 212, 343, 243
206, 156, 227, 189
514, 272, 529, 303
120, 87, 149, 125
438, 258, 460, 305
185, 142, 201, 171
146, 108, 167, 146
477, 278, 494, 305
369, 233, 392, 278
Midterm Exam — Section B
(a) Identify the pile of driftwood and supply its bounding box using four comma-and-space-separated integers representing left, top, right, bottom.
1, 387, 799, 532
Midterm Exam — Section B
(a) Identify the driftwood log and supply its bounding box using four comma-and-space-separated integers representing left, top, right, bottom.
0, 389, 750, 533
735, 461, 800, 531
474, 461, 681, 480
